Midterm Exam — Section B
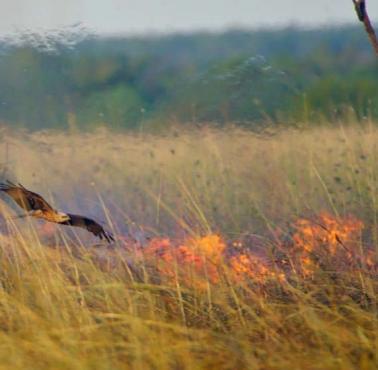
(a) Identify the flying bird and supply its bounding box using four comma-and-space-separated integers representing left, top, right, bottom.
0, 181, 114, 243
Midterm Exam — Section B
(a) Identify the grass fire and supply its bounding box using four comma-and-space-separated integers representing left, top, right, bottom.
0, 126, 376, 369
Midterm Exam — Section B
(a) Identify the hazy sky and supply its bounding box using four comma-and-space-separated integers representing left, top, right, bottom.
0, 0, 377, 36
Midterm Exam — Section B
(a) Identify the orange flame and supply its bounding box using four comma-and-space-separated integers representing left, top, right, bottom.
292, 213, 363, 254
229, 253, 277, 283
290, 213, 364, 276
136, 212, 374, 288
142, 234, 226, 289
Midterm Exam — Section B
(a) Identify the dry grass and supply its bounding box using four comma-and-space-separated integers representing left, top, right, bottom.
0, 123, 376, 369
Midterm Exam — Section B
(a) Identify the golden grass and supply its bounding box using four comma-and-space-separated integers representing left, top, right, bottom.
0, 124, 376, 369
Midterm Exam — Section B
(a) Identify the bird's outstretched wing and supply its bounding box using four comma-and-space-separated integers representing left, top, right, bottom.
61, 213, 114, 243
0, 181, 55, 212
0, 181, 114, 243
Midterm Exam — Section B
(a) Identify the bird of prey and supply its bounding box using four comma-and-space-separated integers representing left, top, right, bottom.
0, 181, 114, 243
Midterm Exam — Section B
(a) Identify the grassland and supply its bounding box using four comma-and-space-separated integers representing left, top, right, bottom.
0, 123, 376, 370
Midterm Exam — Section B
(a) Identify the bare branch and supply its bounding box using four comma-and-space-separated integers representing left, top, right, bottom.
353, 0, 378, 55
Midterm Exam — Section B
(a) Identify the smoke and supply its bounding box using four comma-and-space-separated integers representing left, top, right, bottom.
0, 128, 18, 185
178, 54, 298, 125
0, 23, 95, 54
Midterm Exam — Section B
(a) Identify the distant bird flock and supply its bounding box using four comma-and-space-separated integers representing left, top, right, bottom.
0, 181, 114, 243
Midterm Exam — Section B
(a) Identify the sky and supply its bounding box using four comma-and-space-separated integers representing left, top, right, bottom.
0, 0, 377, 37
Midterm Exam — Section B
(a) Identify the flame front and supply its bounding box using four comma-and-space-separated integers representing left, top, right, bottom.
131, 212, 374, 289
290, 213, 364, 277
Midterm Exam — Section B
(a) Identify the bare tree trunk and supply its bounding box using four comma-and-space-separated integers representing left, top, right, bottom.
353, 0, 378, 55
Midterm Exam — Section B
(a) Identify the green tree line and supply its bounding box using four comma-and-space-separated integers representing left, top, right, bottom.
0, 26, 377, 130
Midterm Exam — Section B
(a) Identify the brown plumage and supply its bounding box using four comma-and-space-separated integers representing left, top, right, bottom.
0, 181, 114, 243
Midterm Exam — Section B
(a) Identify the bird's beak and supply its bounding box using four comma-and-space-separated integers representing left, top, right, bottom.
58, 212, 70, 222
